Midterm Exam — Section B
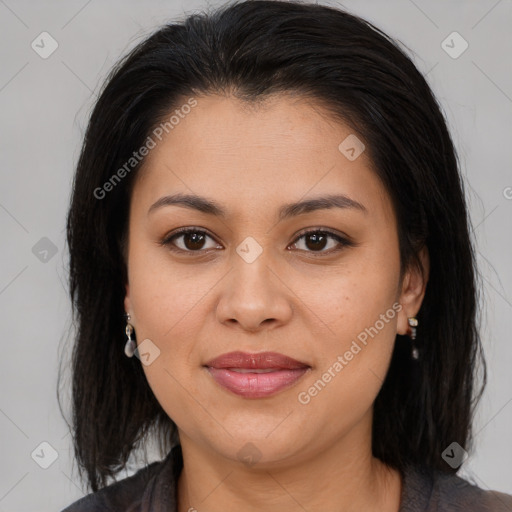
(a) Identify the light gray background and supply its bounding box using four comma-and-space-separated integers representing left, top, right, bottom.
0, 0, 511, 510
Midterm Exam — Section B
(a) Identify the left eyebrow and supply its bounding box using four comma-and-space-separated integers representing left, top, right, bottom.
277, 194, 368, 220
147, 192, 368, 219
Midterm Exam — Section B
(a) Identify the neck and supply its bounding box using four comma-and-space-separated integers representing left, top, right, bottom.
176, 419, 402, 512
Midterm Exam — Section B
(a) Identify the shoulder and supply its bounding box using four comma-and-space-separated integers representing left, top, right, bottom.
60, 459, 166, 512
433, 470, 512, 512
402, 465, 512, 512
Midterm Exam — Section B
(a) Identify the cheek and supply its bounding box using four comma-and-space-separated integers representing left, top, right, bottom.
295, 240, 401, 412
303, 244, 400, 349
127, 254, 210, 428
306, 288, 399, 409
126, 242, 224, 404
127, 235, 211, 341
293, 287, 400, 446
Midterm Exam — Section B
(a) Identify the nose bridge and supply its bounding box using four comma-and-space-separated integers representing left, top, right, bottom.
216, 238, 292, 330
231, 238, 276, 301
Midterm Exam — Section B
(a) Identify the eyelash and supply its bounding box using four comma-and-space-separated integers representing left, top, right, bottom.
160, 226, 354, 257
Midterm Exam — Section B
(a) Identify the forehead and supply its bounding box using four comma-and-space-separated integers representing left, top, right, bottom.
131, 93, 392, 222
142, 93, 359, 164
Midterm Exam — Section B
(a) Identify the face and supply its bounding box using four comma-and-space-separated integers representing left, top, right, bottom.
124, 93, 427, 468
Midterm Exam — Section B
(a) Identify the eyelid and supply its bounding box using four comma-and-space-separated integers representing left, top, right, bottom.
160, 226, 353, 255
291, 227, 349, 243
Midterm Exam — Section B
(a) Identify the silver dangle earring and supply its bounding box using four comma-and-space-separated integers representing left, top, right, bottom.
407, 317, 419, 360
124, 313, 136, 358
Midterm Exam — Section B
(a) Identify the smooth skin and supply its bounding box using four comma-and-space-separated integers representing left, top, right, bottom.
124, 92, 429, 512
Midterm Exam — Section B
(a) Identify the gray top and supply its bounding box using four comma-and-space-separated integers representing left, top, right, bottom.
62, 444, 512, 511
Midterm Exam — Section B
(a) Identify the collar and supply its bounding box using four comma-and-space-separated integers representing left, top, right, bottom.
398, 464, 434, 511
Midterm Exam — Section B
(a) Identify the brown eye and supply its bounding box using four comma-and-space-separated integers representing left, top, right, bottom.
290, 229, 351, 255
161, 227, 352, 256
161, 228, 220, 253
180, 231, 207, 250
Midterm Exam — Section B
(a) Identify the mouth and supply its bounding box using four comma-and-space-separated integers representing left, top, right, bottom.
204, 351, 311, 399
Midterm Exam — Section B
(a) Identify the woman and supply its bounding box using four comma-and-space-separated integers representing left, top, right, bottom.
60, 1, 512, 510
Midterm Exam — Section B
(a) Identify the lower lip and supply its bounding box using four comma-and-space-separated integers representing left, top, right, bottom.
206, 367, 309, 398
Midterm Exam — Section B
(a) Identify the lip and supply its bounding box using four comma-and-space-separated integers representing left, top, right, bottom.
204, 351, 310, 398
205, 351, 309, 370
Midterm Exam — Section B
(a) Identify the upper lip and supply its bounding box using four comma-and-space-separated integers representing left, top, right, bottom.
204, 351, 310, 370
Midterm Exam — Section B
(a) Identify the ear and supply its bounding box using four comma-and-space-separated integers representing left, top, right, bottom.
396, 245, 429, 336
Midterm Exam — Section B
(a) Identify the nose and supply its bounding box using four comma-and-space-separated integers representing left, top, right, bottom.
215, 253, 293, 333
